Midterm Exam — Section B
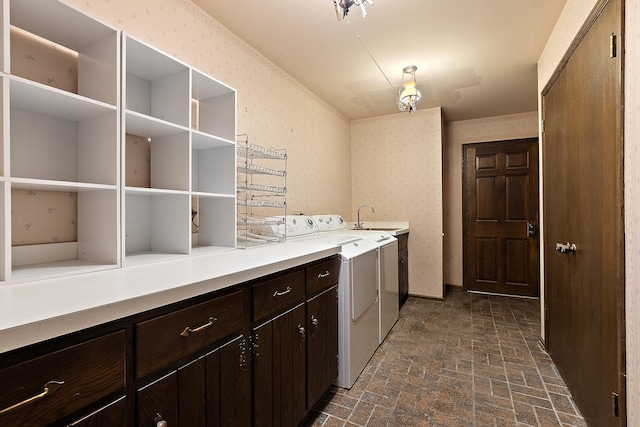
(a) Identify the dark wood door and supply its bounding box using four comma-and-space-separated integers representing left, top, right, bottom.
67, 397, 127, 427
306, 286, 338, 409
463, 138, 539, 297
397, 234, 409, 308
137, 371, 178, 427
542, 0, 624, 424
137, 336, 249, 427
206, 336, 250, 427
253, 304, 306, 427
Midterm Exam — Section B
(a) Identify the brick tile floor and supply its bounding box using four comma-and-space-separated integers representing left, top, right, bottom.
302, 289, 586, 427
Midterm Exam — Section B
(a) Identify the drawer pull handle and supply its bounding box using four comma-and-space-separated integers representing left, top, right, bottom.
180, 317, 217, 337
273, 286, 292, 298
0, 380, 64, 415
317, 270, 330, 279
154, 413, 168, 427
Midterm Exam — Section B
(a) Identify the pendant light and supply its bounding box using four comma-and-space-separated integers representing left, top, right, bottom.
397, 65, 421, 113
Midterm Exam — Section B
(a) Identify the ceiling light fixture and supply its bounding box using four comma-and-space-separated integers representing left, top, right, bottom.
333, 0, 374, 20
397, 65, 421, 113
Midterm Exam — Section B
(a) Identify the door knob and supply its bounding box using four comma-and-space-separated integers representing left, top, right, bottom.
555, 242, 577, 254
154, 413, 168, 427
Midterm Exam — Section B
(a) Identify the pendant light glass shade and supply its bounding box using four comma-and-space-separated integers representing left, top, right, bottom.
397, 65, 421, 113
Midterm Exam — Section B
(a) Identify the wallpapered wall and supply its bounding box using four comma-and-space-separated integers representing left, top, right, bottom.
624, 0, 639, 421
444, 112, 539, 287
351, 108, 443, 298
66, 0, 353, 219
538, 0, 639, 422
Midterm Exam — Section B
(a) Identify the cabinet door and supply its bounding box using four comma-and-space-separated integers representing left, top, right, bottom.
136, 357, 206, 427
178, 357, 206, 427
253, 304, 306, 427
398, 247, 409, 308
67, 396, 127, 427
137, 371, 178, 427
306, 286, 338, 409
206, 336, 250, 427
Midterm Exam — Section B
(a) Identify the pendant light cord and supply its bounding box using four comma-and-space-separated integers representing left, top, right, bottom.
345, 18, 397, 92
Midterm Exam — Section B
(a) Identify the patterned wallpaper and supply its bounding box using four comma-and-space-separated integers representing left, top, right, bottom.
444, 112, 539, 287
66, 0, 352, 219
11, 190, 77, 246
625, 0, 639, 421
539, 0, 638, 422
351, 108, 443, 298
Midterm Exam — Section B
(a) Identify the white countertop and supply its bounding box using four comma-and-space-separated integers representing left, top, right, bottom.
0, 240, 340, 354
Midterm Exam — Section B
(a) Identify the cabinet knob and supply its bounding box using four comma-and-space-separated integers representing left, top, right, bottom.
311, 315, 319, 327
154, 413, 168, 427
297, 323, 306, 340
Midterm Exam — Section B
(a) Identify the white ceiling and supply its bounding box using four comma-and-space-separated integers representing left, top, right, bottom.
192, 0, 567, 122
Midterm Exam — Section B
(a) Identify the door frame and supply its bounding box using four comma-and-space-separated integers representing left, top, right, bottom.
461, 138, 540, 297
540, 0, 626, 423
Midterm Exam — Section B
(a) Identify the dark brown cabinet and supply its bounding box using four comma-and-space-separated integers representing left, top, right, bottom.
253, 304, 307, 427
0, 255, 339, 427
306, 286, 338, 409
252, 269, 307, 427
136, 287, 249, 427
136, 335, 249, 427
397, 233, 409, 308
253, 257, 339, 427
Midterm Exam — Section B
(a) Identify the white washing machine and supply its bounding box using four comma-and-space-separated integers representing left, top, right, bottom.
335, 237, 380, 388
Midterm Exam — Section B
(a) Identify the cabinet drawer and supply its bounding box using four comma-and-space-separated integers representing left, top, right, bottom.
0, 331, 126, 427
253, 270, 305, 322
306, 257, 340, 296
136, 290, 244, 378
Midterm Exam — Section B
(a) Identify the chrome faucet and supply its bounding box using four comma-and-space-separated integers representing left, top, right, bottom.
355, 205, 375, 230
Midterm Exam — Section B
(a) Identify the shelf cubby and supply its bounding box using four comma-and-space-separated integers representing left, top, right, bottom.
10, 105, 118, 185
124, 190, 191, 266
125, 130, 190, 192
124, 36, 190, 128
9, 0, 118, 105
191, 195, 236, 253
191, 70, 236, 141
192, 141, 235, 195
10, 184, 119, 283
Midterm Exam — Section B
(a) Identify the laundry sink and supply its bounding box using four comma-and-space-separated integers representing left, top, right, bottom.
351, 222, 409, 236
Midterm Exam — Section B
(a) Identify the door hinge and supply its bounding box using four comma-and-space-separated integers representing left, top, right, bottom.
612, 392, 619, 417
541, 120, 545, 133
544, 307, 549, 322
610, 33, 617, 58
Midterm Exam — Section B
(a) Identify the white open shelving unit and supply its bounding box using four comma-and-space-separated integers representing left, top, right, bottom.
0, 0, 237, 283
122, 35, 236, 266
2, 0, 120, 283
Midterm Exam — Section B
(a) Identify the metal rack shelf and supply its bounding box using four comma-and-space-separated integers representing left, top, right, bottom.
236, 135, 287, 248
